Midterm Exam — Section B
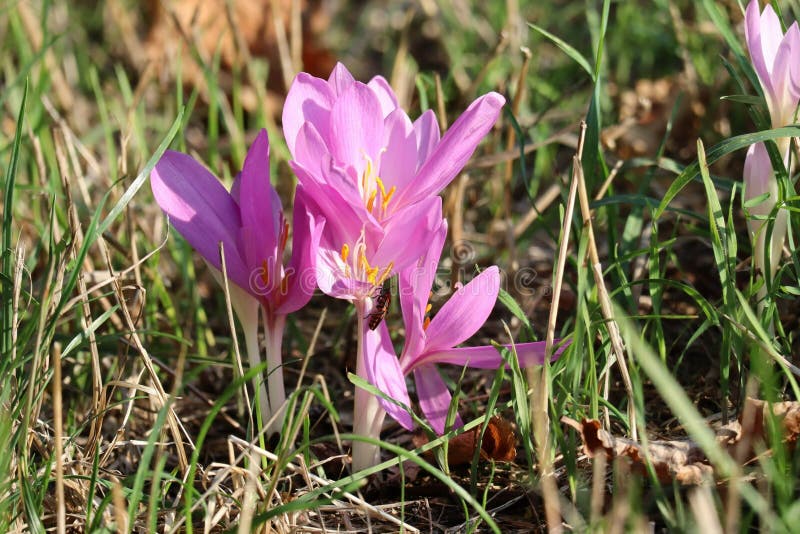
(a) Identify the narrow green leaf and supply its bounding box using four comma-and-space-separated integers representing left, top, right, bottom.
528, 22, 595, 82
2, 79, 27, 363
98, 109, 184, 235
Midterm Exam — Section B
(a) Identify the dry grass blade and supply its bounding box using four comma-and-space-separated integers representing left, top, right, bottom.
689, 485, 723, 534
11, 245, 25, 370
101, 244, 192, 472
52, 342, 65, 534
531, 122, 587, 534
218, 241, 255, 428
228, 436, 421, 532
573, 121, 635, 439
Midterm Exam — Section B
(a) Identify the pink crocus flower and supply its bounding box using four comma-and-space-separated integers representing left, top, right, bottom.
364, 222, 567, 436
744, 1, 799, 305
283, 63, 505, 233
281, 63, 505, 470
745, 0, 800, 131
151, 129, 324, 433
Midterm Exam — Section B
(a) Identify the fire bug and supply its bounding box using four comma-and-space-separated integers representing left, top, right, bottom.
367, 286, 391, 330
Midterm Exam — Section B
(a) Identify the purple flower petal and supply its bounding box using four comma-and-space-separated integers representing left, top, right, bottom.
373, 197, 443, 272
283, 73, 335, 156
239, 130, 282, 271
329, 83, 385, 174
398, 221, 448, 364
413, 365, 463, 435
413, 110, 440, 165
290, 160, 367, 244
367, 76, 399, 117
424, 267, 500, 352
328, 62, 356, 95
151, 151, 250, 289
411, 340, 562, 372
379, 109, 418, 194
364, 323, 414, 430
744, 142, 774, 212
396, 92, 505, 206
276, 191, 325, 314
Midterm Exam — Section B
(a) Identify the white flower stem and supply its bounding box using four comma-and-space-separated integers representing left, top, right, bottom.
351, 299, 386, 472
264, 311, 287, 436
242, 310, 272, 430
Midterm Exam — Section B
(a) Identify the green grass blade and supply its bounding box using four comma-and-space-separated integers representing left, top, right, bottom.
1, 78, 27, 363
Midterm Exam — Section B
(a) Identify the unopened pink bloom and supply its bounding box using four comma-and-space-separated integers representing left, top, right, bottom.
745, 0, 800, 128
151, 129, 324, 432
744, 142, 788, 284
365, 223, 567, 435
151, 130, 323, 313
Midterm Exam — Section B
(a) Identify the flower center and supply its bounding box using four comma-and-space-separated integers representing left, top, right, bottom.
360, 154, 396, 218
423, 295, 433, 330
258, 215, 290, 291
338, 229, 394, 291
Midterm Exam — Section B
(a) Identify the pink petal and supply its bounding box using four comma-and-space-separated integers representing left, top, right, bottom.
151, 151, 250, 289
413, 365, 463, 435
396, 92, 505, 206
276, 191, 325, 314
364, 323, 414, 430
239, 130, 282, 269
329, 83, 385, 173
398, 221, 448, 365
293, 121, 333, 179
283, 73, 335, 156
373, 196, 443, 272
379, 109, 418, 194
746, 1, 779, 98
328, 62, 356, 96
769, 28, 799, 124
413, 110, 440, 165
413, 341, 561, 371
790, 23, 800, 98
367, 76, 399, 117
290, 161, 367, 243
743, 142, 774, 214
424, 267, 500, 352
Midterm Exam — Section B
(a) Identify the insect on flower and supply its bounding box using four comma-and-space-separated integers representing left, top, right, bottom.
368, 286, 391, 330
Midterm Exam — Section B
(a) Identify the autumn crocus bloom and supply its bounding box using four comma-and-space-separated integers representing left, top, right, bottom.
282, 63, 504, 469
365, 222, 566, 436
283, 62, 505, 231
744, 142, 788, 296
151, 130, 324, 433
745, 0, 800, 132
744, 1, 798, 306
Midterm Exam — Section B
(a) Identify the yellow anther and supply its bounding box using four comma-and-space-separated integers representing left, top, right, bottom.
377, 262, 394, 285
358, 249, 370, 272
260, 259, 270, 286
425, 303, 432, 314
381, 185, 396, 211
367, 266, 379, 284
280, 221, 290, 252
366, 190, 378, 212
280, 274, 289, 295
376, 177, 387, 197
423, 316, 431, 330
340, 244, 350, 262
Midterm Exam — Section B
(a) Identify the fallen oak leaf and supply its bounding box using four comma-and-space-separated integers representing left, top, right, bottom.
563, 398, 800, 486
561, 416, 713, 485
412, 416, 517, 467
